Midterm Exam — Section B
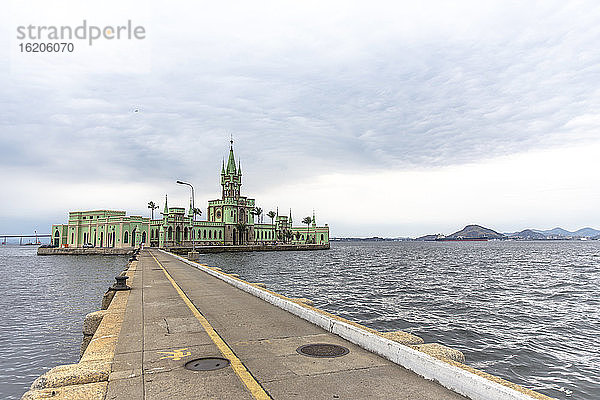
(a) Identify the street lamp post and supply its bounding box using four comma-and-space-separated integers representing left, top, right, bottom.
176, 180, 195, 253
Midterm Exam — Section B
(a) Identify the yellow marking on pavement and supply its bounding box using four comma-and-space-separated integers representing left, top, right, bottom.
158, 348, 191, 361
149, 252, 271, 400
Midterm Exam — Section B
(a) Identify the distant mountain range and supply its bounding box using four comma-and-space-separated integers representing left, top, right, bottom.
414, 225, 600, 241
529, 227, 600, 237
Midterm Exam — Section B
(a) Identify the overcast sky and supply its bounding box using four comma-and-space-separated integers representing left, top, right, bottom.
2, 1, 600, 237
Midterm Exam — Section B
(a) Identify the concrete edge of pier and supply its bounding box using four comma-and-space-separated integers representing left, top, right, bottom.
37, 247, 135, 256
164, 250, 553, 400
21, 260, 137, 400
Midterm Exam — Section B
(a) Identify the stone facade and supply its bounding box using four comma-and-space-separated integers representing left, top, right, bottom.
51, 142, 329, 249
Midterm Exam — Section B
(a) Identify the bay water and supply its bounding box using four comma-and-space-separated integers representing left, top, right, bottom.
1, 241, 598, 399
0, 246, 127, 400
198, 241, 599, 400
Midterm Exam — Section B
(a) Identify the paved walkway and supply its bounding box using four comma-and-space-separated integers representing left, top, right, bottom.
105, 249, 466, 399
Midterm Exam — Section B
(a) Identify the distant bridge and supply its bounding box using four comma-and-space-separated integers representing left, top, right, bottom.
1, 233, 51, 245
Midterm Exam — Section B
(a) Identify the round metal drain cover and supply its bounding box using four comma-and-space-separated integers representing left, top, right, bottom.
185, 357, 230, 371
296, 343, 350, 358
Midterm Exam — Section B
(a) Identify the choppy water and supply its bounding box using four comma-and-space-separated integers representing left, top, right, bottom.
2, 242, 598, 399
198, 241, 600, 400
0, 246, 128, 400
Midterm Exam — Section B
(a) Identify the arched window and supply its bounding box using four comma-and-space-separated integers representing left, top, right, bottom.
321, 234, 324, 241
209, 230, 212, 239
168, 227, 172, 240
184, 227, 188, 240
142, 231, 147, 244
124, 231, 129, 243
203, 230, 206, 239
219, 231, 222, 239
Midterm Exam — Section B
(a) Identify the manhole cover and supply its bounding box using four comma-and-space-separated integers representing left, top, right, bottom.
184, 357, 230, 371
296, 343, 350, 358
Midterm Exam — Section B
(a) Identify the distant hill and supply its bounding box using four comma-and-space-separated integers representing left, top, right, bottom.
573, 227, 600, 237
447, 225, 504, 239
510, 229, 547, 240
533, 227, 600, 237
534, 227, 574, 236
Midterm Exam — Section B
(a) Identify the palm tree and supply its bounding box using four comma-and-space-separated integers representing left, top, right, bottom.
192, 208, 202, 221
302, 216, 312, 243
267, 210, 277, 244
267, 210, 276, 225
267, 210, 277, 239
253, 207, 263, 224
148, 201, 159, 220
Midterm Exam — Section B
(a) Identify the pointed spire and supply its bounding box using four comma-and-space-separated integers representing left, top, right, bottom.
226, 139, 237, 174
238, 160, 242, 175
163, 194, 169, 214
289, 208, 293, 224
188, 197, 193, 217
221, 159, 225, 174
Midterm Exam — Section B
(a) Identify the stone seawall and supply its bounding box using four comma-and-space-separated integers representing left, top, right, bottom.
21, 260, 136, 400
37, 247, 135, 256
169, 243, 330, 254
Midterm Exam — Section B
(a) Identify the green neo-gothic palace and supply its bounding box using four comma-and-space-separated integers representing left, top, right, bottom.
50, 143, 329, 249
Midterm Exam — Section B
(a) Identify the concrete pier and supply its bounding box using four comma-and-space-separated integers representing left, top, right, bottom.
103, 250, 467, 399
24, 250, 553, 399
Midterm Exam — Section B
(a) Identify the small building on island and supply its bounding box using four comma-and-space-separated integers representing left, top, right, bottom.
50, 142, 329, 249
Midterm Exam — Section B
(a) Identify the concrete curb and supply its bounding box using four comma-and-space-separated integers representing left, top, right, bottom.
165, 250, 553, 400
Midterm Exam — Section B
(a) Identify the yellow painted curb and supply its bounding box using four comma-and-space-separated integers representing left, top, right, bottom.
22, 381, 108, 400
414, 343, 465, 363
30, 361, 111, 390
381, 330, 424, 345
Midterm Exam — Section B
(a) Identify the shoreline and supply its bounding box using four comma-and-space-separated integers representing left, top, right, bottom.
37, 243, 329, 256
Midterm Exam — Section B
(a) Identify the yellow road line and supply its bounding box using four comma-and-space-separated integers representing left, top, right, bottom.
149, 252, 271, 400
